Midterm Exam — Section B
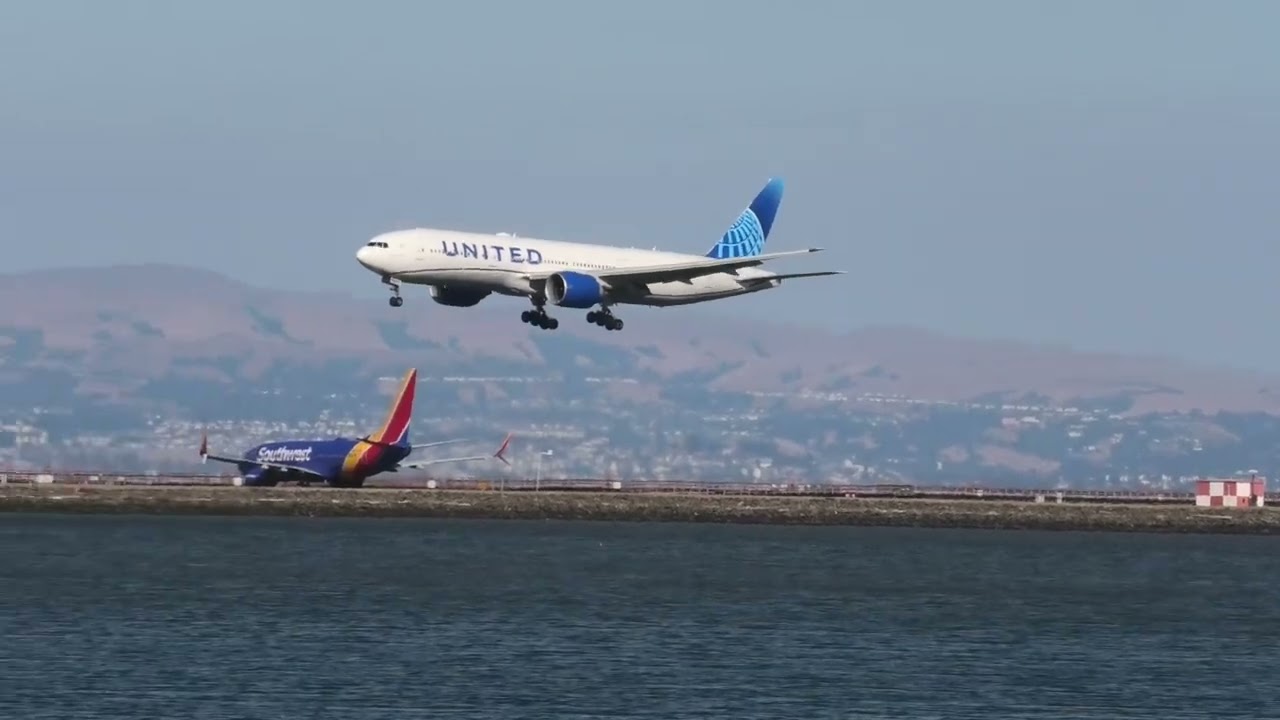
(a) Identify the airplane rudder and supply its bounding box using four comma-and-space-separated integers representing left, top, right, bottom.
389, 368, 417, 440
384, 368, 416, 411
750, 177, 784, 239
401, 369, 417, 414
366, 369, 417, 443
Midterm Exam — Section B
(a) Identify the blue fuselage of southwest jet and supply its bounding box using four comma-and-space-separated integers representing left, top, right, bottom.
200, 367, 513, 487
235, 438, 411, 487
201, 368, 422, 488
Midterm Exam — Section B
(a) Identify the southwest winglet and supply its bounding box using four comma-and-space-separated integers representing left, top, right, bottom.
494, 432, 513, 466
198, 431, 208, 463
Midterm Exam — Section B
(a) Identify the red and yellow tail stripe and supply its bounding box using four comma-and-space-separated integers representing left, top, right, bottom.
341, 368, 417, 477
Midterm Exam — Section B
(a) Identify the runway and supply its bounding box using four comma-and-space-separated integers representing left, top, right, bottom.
2, 482, 1277, 535
0, 469, 1213, 503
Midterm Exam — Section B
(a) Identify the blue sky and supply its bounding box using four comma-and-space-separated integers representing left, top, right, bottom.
1, 0, 1277, 369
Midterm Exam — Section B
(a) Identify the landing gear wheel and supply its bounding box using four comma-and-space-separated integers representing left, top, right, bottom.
521, 308, 558, 330
389, 296, 403, 307
589, 307, 624, 331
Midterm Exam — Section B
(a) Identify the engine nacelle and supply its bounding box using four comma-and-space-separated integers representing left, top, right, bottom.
238, 468, 278, 487
429, 284, 492, 307
547, 271, 605, 308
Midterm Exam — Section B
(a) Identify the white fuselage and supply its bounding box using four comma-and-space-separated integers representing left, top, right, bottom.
355, 228, 782, 307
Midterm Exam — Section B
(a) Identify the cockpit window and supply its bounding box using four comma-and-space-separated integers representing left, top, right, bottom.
365, 241, 390, 248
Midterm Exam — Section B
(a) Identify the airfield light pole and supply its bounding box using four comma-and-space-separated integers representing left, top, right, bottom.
536, 450, 553, 491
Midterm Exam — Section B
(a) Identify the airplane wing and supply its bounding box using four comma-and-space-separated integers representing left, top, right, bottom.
397, 455, 491, 470
198, 433, 244, 465
199, 451, 246, 465
766, 270, 846, 281
525, 248, 824, 286
732, 270, 846, 292
395, 432, 513, 471
198, 433, 330, 479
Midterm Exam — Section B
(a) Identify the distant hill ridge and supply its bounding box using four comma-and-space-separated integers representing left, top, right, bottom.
1, 262, 1278, 416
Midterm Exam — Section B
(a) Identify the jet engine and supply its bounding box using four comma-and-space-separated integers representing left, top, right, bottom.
547, 271, 606, 308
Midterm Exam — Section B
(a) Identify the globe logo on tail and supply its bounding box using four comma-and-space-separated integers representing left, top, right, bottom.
704, 177, 783, 260
709, 210, 767, 259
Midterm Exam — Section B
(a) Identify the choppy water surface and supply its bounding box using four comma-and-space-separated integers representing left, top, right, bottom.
1, 514, 1278, 718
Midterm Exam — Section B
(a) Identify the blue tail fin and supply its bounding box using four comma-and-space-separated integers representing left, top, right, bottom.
705, 177, 785, 259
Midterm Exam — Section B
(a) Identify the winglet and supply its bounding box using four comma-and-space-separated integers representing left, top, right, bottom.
494, 432, 513, 466
198, 431, 209, 463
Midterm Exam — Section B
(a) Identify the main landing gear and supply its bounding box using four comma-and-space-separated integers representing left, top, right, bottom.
383, 275, 403, 307
587, 308, 624, 331
521, 307, 559, 330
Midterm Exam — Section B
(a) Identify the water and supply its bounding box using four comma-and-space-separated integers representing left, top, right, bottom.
1, 514, 1278, 719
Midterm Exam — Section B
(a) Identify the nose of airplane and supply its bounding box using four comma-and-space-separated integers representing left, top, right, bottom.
355, 244, 376, 270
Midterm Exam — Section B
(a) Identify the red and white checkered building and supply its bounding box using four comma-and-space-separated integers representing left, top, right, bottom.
1195, 476, 1266, 507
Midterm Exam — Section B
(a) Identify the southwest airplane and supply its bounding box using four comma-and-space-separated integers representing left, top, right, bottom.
354, 177, 843, 331
197, 368, 512, 487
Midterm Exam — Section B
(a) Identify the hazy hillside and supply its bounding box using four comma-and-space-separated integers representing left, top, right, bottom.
4, 264, 1280, 485
2, 263, 1277, 416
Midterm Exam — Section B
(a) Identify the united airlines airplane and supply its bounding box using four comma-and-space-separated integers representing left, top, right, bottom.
198, 368, 512, 487
354, 178, 842, 331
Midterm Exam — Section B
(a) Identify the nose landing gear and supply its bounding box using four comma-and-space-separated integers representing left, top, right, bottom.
383, 275, 403, 307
